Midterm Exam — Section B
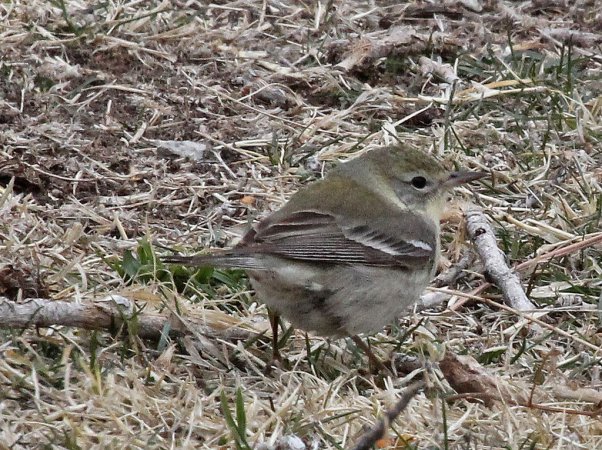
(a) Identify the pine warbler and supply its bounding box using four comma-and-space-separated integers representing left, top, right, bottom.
166, 146, 486, 340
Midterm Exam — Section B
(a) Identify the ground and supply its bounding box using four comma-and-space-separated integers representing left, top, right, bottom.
1, 1, 601, 449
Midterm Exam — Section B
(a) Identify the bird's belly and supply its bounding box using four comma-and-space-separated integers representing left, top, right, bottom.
248, 261, 431, 336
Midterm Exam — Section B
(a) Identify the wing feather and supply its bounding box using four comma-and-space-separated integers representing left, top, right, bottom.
236, 210, 435, 268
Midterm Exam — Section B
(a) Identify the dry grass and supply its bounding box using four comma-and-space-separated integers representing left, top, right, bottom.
1, 1, 601, 449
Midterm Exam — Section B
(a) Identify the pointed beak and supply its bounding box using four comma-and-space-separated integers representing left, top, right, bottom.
444, 170, 488, 188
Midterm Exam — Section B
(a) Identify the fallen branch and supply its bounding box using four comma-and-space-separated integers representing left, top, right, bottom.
415, 252, 475, 311
0, 295, 252, 341
465, 207, 535, 311
433, 251, 475, 288
552, 385, 602, 405
450, 231, 602, 311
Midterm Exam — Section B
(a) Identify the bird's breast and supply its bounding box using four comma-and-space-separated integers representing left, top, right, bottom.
248, 260, 431, 337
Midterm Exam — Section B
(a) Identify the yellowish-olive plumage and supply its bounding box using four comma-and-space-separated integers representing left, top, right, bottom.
165, 145, 486, 336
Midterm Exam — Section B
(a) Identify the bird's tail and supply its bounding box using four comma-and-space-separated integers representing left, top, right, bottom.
163, 251, 266, 270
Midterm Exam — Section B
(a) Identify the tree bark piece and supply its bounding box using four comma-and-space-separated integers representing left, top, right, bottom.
465, 207, 536, 311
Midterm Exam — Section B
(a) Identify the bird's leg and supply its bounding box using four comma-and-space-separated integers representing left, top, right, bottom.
263, 310, 293, 373
269, 309, 282, 363
351, 336, 389, 374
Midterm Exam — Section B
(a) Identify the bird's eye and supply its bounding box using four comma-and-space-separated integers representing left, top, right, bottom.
411, 176, 427, 189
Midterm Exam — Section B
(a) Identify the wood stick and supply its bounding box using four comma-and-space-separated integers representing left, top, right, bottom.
350, 380, 425, 450
0, 295, 251, 341
465, 207, 536, 311
450, 230, 602, 312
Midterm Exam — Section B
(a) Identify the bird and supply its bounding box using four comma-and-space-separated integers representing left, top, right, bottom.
164, 145, 486, 368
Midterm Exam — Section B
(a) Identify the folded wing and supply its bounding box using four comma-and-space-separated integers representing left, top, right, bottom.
236, 210, 435, 269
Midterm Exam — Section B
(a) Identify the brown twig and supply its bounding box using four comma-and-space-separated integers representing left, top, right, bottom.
431, 288, 601, 353
350, 380, 425, 450
445, 392, 602, 417
514, 232, 602, 272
